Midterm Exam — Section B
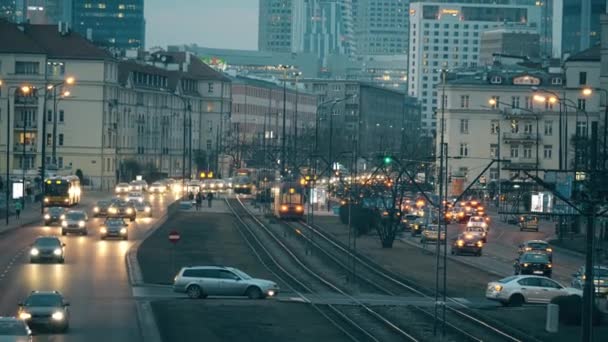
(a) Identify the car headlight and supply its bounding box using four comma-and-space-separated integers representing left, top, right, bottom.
145, 207, 151, 212
94, 207, 99, 212
548, 264, 552, 268
267, 290, 276, 297
53, 248, 63, 256
296, 205, 303, 212
44, 214, 51, 220
476, 241, 483, 247
546, 248, 552, 252
493, 285, 502, 292
61, 221, 68, 227
280, 205, 288, 211
64, 198, 69, 202
120, 228, 127, 235
44, 198, 49, 203
78, 221, 85, 227
456, 240, 464, 247
19, 312, 31, 320
138, 198, 143, 203
109, 208, 117, 214
51, 311, 64, 321
100, 227, 107, 234
60, 214, 66, 220
126, 208, 133, 214
30, 248, 39, 256
523, 263, 529, 267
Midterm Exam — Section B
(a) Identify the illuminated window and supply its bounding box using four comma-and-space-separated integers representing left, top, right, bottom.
118, 4, 126, 10
98, 3, 106, 9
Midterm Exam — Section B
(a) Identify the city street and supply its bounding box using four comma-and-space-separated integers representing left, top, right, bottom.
0, 191, 174, 342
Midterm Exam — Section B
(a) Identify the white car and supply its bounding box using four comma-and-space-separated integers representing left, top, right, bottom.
126, 192, 145, 203
467, 216, 488, 230
148, 182, 166, 194
464, 226, 487, 242
129, 180, 148, 192
115, 183, 130, 194
486, 275, 582, 307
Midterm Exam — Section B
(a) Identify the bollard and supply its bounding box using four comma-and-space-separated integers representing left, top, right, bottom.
546, 303, 559, 333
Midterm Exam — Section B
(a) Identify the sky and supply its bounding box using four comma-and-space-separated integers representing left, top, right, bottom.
145, 0, 259, 50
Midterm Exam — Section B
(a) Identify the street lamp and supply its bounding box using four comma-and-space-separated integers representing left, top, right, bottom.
581, 87, 608, 169
278, 64, 294, 176
292, 71, 302, 170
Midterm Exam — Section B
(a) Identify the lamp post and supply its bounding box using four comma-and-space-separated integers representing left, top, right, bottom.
278, 64, 293, 177
327, 94, 357, 177
292, 71, 302, 170
581, 87, 608, 169
175, 95, 191, 196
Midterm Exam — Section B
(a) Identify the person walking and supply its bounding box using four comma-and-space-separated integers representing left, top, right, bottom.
207, 192, 213, 208
195, 192, 202, 211
15, 200, 22, 219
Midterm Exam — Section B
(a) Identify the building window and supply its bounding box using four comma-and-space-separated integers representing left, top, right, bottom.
47, 110, 52, 122
460, 119, 469, 134
15, 61, 39, 75
523, 146, 532, 159
207, 139, 212, 150
544, 121, 553, 136
58, 134, 64, 146
510, 120, 519, 133
460, 95, 469, 108
47, 61, 65, 76
58, 157, 63, 169
47, 134, 52, 146
59, 110, 64, 123
576, 121, 588, 137
490, 144, 498, 158
524, 96, 533, 110
491, 120, 499, 134
579, 72, 587, 85
510, 145, 519, 158
544, 145, 552, 159
459, 143, 469, 157
511, 96, 520, 109
551, 77, 562, 85
545, 100, 554, 110
524, 123, 533, 134
490, 168, 498, 180
578, 98, 586, 111
490, 76, 502, 84
490, 96, 499, 109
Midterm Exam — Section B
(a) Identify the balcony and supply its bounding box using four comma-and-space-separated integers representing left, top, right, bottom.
502, 132, 540, 143
13, 144, 37, 153
14, 122, 38, 130
503, 158, 537, 170
501, 107, 539, 119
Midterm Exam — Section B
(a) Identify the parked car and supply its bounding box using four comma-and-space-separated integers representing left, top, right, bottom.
514, 252, 552, 277
60, 210, 89, 236
486, 275, 581, 306
43, 207, 66, 226
451, 233, 484, 256
571, 265, 608, 298
173, 266, 279, 299
0, 317, 32, 341
17, 291, 70, 333
518, 240, 553, 261
519, 215, 539, 232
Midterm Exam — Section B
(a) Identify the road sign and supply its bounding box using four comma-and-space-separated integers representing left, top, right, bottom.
168, 230, 180, 244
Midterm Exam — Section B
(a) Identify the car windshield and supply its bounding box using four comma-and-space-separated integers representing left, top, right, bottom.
48, 207, 64, 214
24, 294, 62, 307
522, 253, 549, 263
65, 212, 85, 220
34, 238, 60, 247
232, 269, 252, 280
498, 276, 518, 284
528, 242, 549, 249
0, 321, 27, 335
129, 192, 141, 197
470, 217, 483, 222
106, 219, 125, 227
118, 183, 129, 188
97, 201, 110, 207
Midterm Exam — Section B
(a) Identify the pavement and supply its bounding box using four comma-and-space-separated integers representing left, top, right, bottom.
0, 190, 174, 342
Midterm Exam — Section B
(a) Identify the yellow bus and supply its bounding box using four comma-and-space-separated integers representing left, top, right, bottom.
44, 176, 81, 206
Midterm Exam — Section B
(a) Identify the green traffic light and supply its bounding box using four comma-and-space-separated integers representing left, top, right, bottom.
384, 157, 392, 164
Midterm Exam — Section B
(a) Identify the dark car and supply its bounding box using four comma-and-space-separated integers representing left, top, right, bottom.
18, 291, 69, 333
519, 215, 539, 232
401, 214, 420, 230
0, 317, 32, 341
514, 252, 552, 277
451, 233, 484, 256
30, 236, 65, 263
133, 201, 152, 217
518, 240, 553, 261
93, 200, 112, 217
408, 217, 426, 236
100, 218, 129, 240
43, 207, 66, 226
107, 201, 136, 221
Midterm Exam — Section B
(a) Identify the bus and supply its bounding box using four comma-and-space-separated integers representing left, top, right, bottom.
44, 176, 81, 206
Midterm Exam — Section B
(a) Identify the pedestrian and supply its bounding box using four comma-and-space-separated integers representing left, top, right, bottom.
207, 192, 213, 208
195, 192, 202, 211
188, 191, 194, 201
15, 200, 22, 219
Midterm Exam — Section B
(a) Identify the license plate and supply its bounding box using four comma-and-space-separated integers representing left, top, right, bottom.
533, 271, 543, 274
466, 243, 476, 246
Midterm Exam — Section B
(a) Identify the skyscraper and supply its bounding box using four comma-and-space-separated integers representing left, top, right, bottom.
258, 0, 293, 53
354, 0, 410, 56
72, 0, 145, 50
552, 0, 606, 58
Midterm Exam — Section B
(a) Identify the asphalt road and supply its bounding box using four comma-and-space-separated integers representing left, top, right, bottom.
0, 191, 176, 342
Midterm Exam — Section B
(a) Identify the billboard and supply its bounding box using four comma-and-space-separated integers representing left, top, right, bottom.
200, 56, 227, 71
12, 182, 23, 199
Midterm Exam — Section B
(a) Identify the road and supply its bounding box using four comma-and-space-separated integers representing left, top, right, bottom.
401, 210, 583, 285
0, 191, 175, 341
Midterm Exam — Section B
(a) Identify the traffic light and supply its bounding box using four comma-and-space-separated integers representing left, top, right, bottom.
383, 156, 392, 164
37, 167, 43, 179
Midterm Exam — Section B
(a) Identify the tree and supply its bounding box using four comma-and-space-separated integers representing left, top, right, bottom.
75, 169, 84, 182
122, 159, 141, 182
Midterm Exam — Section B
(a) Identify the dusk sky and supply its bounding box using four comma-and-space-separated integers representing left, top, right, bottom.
146, 0, 259, 50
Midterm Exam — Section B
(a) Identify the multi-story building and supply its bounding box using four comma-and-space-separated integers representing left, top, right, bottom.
480, 27, 540, 65
439, 62, 600, 195
300, 79, 421, 160
408, 1, 541, 137
0, 20, 229, 190
230, 76, 317, 168
72, 0, 145, 50
0, 0, 17, 21
258, 0, 293, 53
552, 0, 606, 59
353, 0, 409, 57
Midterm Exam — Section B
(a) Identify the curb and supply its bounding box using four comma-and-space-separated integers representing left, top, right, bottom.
0, 216, 41, 237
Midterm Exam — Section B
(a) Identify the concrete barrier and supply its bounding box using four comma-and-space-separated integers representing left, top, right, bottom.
546, 303, 559, 333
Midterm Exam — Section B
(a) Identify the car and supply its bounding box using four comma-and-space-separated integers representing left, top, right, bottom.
100, 218, 129, 240
30, 236, 65, 263
0, 317, 32, 341
571, 265, 608, 298
467, 216, 489, 230
401, 214, 420, 229
18, 291, 70, 333
453, 208, 467, 223
486, 275, 582, 307
514, 252, 553, 277
464, 226, 488, 243
148, 182, 166, 194
43, 207, 66, 226
129, 180, 148, 192
518, 240, 553, 261
126, 191, 145, 203
173, 266, 280, 299
519, 215, 539, 232
114, 182, 130, 194
133, 201, 152, 217
451, 233, 484, 256
60, 210, 89, 236
92, 200, 112, 217
420, 224, 445, 244
108, 201, 136, 221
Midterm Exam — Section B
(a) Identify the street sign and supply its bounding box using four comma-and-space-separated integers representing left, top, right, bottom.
168, 230, 180, 244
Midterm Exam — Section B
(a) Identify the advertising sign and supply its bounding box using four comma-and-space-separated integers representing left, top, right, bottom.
12, 182, 23, 199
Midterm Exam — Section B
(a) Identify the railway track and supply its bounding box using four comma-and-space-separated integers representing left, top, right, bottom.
226, 197, 420, 342
280, 216, 542, 342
